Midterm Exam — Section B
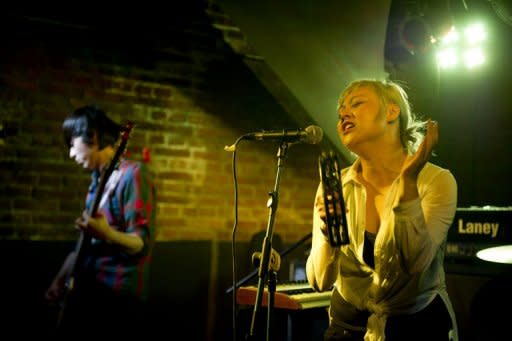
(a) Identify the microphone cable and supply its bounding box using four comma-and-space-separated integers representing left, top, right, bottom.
224, 135, 247, 341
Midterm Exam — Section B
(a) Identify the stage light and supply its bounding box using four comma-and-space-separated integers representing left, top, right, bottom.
436, 48, 458, 69
476, 245, 512, 264
463, 47, 485, 68
434, 21, 487, 71
464, 23, 486, 45
441, 26, 459, 45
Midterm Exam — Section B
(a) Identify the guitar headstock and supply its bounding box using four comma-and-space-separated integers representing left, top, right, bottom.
121, 121, 135, 142
103, 121, 135, 174
116, 121, 135, 157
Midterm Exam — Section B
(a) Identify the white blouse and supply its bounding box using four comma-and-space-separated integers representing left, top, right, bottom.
306, 159, 458, 341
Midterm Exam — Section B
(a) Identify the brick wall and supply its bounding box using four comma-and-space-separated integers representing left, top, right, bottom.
0, 5, 330, 244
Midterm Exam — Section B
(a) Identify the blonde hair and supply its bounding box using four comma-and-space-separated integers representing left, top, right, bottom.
338, 79, 425, 153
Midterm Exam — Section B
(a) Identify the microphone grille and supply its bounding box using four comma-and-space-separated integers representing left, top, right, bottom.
304, 125, 323, 144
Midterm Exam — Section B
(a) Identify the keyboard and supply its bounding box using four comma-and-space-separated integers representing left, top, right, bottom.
236, 280, 332, 310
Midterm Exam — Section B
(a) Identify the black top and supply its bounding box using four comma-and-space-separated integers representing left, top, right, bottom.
363, 230, 376, 269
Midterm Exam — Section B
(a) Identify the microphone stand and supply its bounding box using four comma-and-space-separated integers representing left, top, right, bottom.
247, 140, 290, 341
225, 232, 312, 295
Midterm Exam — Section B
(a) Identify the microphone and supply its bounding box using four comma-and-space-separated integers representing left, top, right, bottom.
245, 125, 323, 145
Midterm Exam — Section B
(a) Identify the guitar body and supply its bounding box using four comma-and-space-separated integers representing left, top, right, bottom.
54, 122, 134, 331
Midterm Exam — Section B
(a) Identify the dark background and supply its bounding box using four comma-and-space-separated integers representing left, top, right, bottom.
1, 1, 512, 340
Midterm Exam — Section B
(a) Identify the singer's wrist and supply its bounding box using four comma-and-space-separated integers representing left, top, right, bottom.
320, 223, 331, 241
398, 177, 419, 202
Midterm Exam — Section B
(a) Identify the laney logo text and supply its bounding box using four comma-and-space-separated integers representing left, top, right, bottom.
457, 218, 499, 238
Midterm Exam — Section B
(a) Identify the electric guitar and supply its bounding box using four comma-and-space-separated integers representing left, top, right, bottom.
55, 121, 135, 329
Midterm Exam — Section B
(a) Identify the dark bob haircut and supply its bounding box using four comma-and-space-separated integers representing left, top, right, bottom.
62, 105, 121, 149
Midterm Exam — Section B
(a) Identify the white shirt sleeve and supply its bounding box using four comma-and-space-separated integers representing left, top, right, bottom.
392, 168, 457, 274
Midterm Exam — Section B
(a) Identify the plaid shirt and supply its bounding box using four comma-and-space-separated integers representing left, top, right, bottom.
83, 159, 156, 300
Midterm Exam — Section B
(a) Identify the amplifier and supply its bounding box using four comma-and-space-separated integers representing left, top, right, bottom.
446, 206, 512, 259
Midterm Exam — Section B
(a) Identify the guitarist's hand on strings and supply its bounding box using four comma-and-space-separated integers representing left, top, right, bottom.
75, 210, 112, 241
76, 210, 144, 254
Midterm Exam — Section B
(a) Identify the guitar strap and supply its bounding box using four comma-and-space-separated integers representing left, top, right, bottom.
99, 168, 123, 209
90, 166, 124, 244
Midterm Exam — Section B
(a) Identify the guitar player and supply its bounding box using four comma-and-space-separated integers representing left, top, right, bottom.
44, 105, 157, 338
